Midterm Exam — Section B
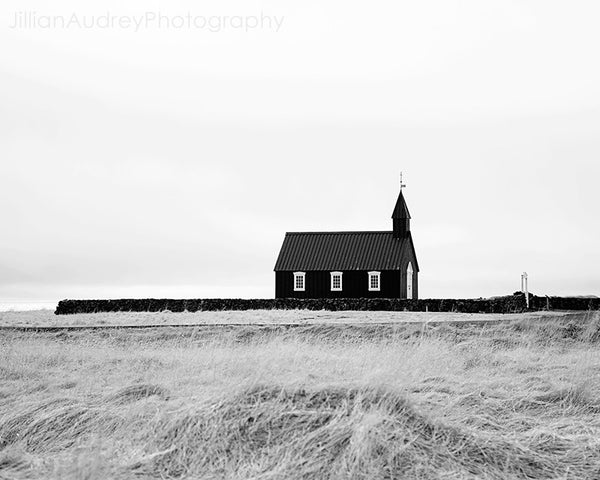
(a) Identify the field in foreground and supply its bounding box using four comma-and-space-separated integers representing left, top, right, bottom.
2, 311, 600, 479
0, 308, 577, 328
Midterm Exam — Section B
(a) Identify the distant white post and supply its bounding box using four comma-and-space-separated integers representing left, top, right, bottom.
521, 272, 529, 308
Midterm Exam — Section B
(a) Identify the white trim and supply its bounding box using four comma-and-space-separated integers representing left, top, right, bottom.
368, 271, 381, 291
330, 271, 343, 291
406, 262, 414, 299
293, 272, 305, 292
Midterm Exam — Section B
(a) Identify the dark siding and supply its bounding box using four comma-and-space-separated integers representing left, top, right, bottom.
276, 270, 401, 299
393, 218, 410, 239
398, 236, 419, 299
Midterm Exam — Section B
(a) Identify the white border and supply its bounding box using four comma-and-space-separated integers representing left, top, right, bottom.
330, 271, 343, 291
368, 271, 381, 291
293, 271, 305, 292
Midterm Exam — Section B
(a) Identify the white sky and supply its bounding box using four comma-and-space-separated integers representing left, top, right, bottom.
1, 0, 599, 303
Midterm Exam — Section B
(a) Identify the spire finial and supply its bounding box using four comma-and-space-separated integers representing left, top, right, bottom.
400, 172, 406, 191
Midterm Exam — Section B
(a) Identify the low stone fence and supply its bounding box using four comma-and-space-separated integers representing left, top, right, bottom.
53, 294, 600, 314
528, 295, 600, 311
54, 294, 599, 315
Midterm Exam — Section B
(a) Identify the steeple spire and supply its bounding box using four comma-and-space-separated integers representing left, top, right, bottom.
392, 174, 411, 238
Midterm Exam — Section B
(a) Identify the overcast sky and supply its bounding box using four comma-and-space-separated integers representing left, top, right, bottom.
1, 0, 599, 305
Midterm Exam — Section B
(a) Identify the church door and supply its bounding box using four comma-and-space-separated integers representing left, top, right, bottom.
406, 262, 414, 299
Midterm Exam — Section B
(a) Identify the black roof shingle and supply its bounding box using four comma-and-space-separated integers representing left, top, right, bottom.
273, 231, 415, 271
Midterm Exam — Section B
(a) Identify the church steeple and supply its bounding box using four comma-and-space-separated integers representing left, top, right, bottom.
392, 176, 411, 239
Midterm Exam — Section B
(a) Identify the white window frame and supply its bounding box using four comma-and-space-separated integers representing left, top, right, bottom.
293, 272, 305, 292
406, 262, 414, 299
368, 271, 381, 292
330, 271, 343, 291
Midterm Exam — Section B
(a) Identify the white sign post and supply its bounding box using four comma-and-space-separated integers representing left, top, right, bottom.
521, 272, 529, 309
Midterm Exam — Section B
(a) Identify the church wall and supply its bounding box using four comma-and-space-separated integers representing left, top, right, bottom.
398, 238, 419, 300
275, 270, 401, 299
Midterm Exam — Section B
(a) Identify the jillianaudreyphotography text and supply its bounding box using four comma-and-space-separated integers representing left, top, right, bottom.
8, 10, 285, 33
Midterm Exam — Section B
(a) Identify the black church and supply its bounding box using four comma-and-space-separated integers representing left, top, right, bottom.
273, 184, 419, 299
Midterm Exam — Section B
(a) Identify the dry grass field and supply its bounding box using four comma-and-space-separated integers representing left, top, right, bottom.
2, 310, 600, 479
0, 308, 577, 328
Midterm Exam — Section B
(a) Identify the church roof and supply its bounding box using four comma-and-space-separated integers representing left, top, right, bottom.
391, 190, 411, 219
273, 231, 416, 271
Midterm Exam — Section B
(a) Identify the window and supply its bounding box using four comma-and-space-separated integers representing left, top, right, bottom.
293, 272, 305, 292
330, 272, 343, 291
368, 271, 381, 291
406, 262, 414, 299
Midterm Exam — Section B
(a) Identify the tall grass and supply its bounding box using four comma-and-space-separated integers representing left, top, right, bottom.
1, 312, 600, 479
